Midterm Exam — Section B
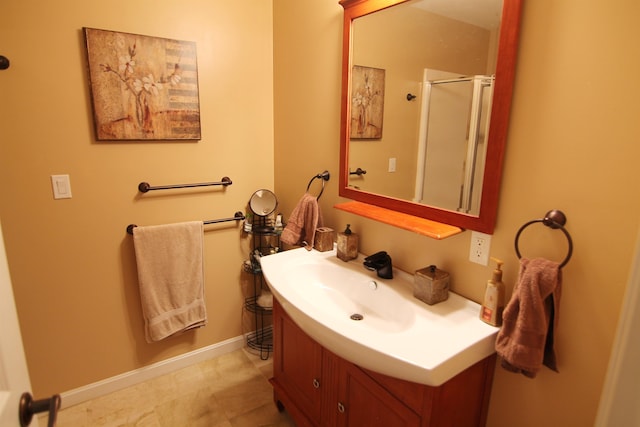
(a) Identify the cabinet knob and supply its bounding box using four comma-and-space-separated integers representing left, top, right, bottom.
338, 402, 346, 413
312, 378, 320, 389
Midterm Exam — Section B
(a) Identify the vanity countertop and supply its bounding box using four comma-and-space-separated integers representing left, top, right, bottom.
260, 247, 499, 386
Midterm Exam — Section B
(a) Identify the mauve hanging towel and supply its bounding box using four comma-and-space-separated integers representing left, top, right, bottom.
495, 257, 562, 378
281, 192, 324, 250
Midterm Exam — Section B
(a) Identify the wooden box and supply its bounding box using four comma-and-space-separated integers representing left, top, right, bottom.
314, 227, 334, 252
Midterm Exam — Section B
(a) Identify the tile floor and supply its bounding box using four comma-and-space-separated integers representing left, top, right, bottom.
46, 348, 296, 427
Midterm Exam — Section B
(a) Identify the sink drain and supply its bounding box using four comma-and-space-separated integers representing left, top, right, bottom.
350, 313, 364, 321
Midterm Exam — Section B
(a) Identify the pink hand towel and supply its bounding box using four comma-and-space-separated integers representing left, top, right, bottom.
281, 192, 324, 250
495, 257, 562, 378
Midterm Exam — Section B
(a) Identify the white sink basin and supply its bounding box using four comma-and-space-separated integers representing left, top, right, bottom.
260, 247, 499, 387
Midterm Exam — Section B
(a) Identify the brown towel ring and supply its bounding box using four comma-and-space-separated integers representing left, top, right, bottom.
306, 171, 330, 200
514, 209, 573, 268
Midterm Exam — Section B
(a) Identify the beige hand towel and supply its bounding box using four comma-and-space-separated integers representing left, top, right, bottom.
495, 257, 562, 378
133, 221, 207, 342
281, 192, 324, 250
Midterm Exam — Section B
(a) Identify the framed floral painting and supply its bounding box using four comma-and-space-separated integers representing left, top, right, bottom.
350, 65, 385, 139
83, 28, 201, 141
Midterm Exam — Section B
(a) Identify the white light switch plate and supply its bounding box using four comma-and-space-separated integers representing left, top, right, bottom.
388, 157, 396, 172
51, 174, 72, 199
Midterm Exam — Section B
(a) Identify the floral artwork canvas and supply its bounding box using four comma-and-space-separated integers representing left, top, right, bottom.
350, 65, 385, 139
83, 28, 201, 140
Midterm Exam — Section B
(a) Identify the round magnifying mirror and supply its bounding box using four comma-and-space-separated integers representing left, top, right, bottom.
249, 189, 278, 216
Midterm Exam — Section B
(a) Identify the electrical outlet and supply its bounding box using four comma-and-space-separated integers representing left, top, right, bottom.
469, 231, 491, 265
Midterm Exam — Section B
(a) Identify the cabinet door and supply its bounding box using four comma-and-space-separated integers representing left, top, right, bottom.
337, 360, 421, 427
272, 300, 323, 425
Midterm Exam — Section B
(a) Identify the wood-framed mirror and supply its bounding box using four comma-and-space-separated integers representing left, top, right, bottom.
337, 0, 523, 234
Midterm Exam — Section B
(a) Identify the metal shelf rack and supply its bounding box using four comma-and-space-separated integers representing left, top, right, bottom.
244, 215, 280, 359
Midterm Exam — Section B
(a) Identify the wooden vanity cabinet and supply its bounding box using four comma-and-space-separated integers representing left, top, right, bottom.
271, 299, 324, 426
271, 298, 496, 427
336, 356, 422, 426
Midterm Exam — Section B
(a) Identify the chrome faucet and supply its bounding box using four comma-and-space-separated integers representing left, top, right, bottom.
363, 251, 393, 279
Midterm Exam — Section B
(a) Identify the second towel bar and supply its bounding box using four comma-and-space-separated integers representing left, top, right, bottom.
126, 211, 245, 234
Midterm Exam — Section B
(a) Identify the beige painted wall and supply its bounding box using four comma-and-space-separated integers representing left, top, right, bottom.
274, 0, 640, 426
1, 0, 639, 425
0, 0, 273, 397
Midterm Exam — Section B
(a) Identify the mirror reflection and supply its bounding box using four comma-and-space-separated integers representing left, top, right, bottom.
347, 0, 503, 216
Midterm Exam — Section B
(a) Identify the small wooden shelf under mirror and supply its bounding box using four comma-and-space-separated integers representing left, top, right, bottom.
334, 201, 462, 239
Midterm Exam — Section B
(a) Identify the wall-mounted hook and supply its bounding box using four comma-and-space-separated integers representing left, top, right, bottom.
0, 56, 10, 70
406, 93, 416, 101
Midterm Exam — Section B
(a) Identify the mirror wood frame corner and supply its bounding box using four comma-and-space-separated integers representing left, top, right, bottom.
338, 0, 523, 234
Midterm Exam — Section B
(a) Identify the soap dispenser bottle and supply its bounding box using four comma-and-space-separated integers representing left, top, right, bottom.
337, 224, 358, 261
480, 257, 505, 326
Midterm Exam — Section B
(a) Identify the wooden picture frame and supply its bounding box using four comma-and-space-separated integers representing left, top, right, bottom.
350, 65, 385, 139
83, 28, 201, 141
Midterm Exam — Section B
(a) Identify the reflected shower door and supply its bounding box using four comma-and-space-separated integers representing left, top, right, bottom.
414, 74, 493, 215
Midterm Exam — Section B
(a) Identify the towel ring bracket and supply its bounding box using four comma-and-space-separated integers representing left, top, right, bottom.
306, 170, 330, 200
514, 209, 573, 268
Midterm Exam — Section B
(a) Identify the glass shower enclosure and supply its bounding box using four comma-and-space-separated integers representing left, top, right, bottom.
413, 70, 494, 215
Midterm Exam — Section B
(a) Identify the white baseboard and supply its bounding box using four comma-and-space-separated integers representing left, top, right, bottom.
60, 335, 245, 409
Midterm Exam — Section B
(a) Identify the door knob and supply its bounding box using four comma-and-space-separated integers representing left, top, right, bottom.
19, 392, 61, 427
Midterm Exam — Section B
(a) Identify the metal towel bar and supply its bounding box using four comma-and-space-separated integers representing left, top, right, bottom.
126, 211, 245, 234
349, 167, 367, 176
138, 176, 232, 193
